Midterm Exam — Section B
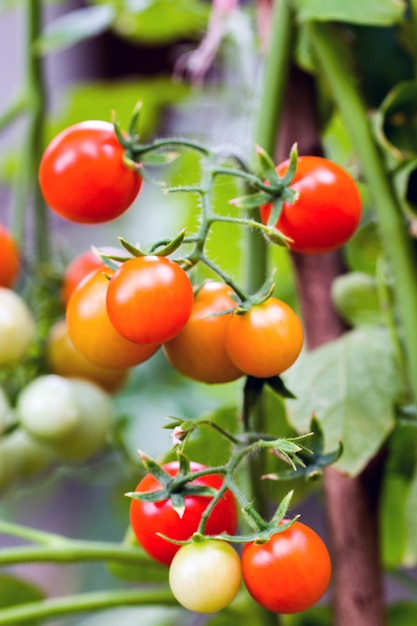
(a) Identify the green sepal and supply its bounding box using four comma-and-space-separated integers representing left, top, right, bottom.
128, 101, 142, 142
90, 246, 129, 271
265, 376, 297, 399
149, 228, 187, 257
229, 190, 274, 210
118, 237, 148, 257
279, 143, 299, 186
266, 197, 284, 227
170, 492, 186, 518
255, 144, 281, 184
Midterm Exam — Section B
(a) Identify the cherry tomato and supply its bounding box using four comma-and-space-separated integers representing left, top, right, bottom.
39, 121, 142, 224
225, 297, 304, 378
129, 461, 238, 566
260, 156, 362, 254
66, 268, 160, 369
169, 539, 242, 613
163, 281, 243, 384
0, 224, 20, 288
0, 288, 35, 366
106, 256, 194, 345
61, 246, 122, 306
46, 319, 128, 393
17, 375, 114, 462
242, 521, 332, 614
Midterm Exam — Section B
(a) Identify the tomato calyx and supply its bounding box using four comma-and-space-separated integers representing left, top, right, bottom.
125, 452, 218, 517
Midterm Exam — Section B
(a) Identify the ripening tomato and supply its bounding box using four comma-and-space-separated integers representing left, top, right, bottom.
0, 224, 20, 288
241, 521, 332, 614
129, 461, 238, 566
225, 297, 303, 378
46, 319, 129, 392
39, 121, 143, 224
106, 256, 194, 345
0, 288, 35, 366
163, 281, 243, 384
260, 156, 362, 254
169, 539, 242, 613
66, 268, 160, 369
61, 246, 122, 306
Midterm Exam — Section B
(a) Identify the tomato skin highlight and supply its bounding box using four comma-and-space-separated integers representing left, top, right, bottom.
39, 121, 142, 224
260, 156, 362, 254
163, 281, 243, 384
129, 461, 238, 566
169, 539, 242, 613
66, 268, 160, 369
225, 297, 304, 378
0, 224, 20, 288
241, 521, 332, 614
106, 256, 194, 345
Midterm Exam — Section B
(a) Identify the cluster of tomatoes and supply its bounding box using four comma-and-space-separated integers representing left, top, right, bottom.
128, 461, 332, 614
0, 118, 363, 612
0, 225, 120, 492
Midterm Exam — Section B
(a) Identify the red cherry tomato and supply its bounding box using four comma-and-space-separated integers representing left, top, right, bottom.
241, 521, 332, 614
129, 461, 238, 566
106, 256, 194, 345
260, 156, 362, 254
39, 121, 142, 224
66, 268, 160, 369
0, 224, 20, 288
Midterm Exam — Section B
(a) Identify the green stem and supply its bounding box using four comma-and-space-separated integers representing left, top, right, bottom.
0, 587, 176, 625
12, 0, 49, 257
132, 136, 211, 157
308, 21, 417, 404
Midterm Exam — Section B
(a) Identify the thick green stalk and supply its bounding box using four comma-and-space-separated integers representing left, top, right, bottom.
0, 587, 176, 624
13, 0, 49, 260
308, 22, 417, 403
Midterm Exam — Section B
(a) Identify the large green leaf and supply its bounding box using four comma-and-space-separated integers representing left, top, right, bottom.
283, 327, 406, 476
388, 603, 417, 625
331, 272, 384, 327
294, 0, 406, 26
90, 0, 209, 44
36, 4, 116, 54
0, 573, 44, 626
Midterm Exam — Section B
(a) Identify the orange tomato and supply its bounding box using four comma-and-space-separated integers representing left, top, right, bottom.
66, 268, 160, 369
46, 319, 129, 392
225, 297, 304, 378
163, 281, 243, 384
0, 224, 20, 288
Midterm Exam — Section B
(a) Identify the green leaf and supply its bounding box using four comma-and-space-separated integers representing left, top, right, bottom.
94, 0, 210, 45
0, 573, 44, 625
331, 271, 384, 326
283, 327, 407, 476
392, 159, 417, 223
374, 80, 417, 164
229, 191, 273, 210
293, 0, 406, 26
388, 602, 417, 626
345, 220, 384, 275
35, 5, 116, 54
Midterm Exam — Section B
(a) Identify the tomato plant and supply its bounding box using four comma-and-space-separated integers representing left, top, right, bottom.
169, 538, 242, 613
0, 224, 20, 288
129, 461, 238, 566
260, 156, 362, 254
163, 281, 243, 384
61, 246, 122, 306
0, 288, 35, 366
66, 268, 160, 369
38, 121, 143, 224
241, 521, 332, 614
225, 297, 304, 378
106, 255, 194, 345
46, 319, 128, 392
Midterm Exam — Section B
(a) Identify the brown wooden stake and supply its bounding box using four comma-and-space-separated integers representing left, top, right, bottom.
277, 66, 386, 626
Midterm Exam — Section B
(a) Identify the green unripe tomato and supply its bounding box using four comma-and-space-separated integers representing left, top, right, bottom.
53, 378, 114, 461
0, 429, 57, 492
0, 288, 35, 366
169, 538, 242, 613
17, 375, 82, 443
